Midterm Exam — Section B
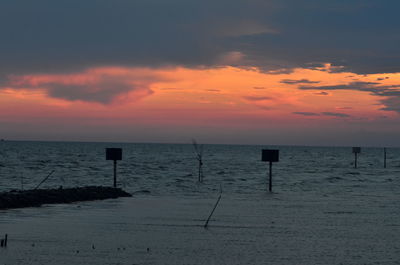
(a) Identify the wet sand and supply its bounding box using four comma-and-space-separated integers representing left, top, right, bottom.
1, 192, 399, 265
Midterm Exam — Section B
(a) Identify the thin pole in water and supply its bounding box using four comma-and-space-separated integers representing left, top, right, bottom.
20, 174, 24, 190
354, 153, 358, 169
204, 193, 222, 228
106, 148, 122, 188
0, 234, 7, 248
113, 160, 117, 188
384, 148, 387, 168
269, 161, 272, 192
34, 170, 55, 190
261, 149, 279, 192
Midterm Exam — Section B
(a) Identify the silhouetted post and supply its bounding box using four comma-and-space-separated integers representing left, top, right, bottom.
269, 161, 272, 191
0, 234, 6, 248
192, 140, 204, 182
106, 148, 122, 188
384, 147, 387, 168
261, 149, 279, 192
113, 160, 117, 187
204, 191, 222, 228
352, 147, 361, 168
20, 174, 24, 190
34, 170, 55, 190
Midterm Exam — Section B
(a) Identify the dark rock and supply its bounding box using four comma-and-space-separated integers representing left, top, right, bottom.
0, 186, 132, 210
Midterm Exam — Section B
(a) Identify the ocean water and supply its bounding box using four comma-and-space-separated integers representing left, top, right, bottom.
0, 141, 399, 264
1, 141, 399, 196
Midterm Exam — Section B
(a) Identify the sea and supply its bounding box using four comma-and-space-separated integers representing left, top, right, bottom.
0, 141, 399, 264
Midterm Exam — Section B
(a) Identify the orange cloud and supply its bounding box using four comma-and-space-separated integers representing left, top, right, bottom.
1, 64, 400, 132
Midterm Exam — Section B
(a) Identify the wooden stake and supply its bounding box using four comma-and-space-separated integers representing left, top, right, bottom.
113, 160, 117, 188
192, 139, 204, 183
34, 170, 55, 190
269, 161, 272, 192
354, 153, 358, 169
384, 148, 387, 168
204, 193, 222, 228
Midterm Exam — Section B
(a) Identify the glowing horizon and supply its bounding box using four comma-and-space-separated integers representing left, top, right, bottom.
1, 64, 400, 146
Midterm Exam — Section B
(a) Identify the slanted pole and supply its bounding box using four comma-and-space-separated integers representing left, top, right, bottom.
269, 161, 272, 192
354, 153, 358, 168
204, 193, 222, 228
113, 160, 117, 188
384, 148, 387, 168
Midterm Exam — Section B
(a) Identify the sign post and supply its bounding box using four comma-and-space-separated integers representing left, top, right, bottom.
106, 148, 122, 188
261, 149, 279, 192
352, 147, 361, 168
384, 147, 387, 168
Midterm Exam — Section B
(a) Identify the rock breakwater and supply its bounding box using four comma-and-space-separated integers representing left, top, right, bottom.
0, 186, 132, 210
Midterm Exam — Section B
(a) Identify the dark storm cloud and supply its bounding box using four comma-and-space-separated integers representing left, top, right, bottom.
314, 91, 329, 95
294, 111, 352, 117
299, 81, 400, 94
380, 96, 400, 112
243, 96, 273, 101
280, 79, 320, 84
31, 81, 149, 104
322, 112, 351, 118
293, 112, 320, 116
159, 87, 185, 91
44, 82, 149, 104
298, 81, 400, 113
299, 81, 384, 92
0, 0, 400, 79
4, 70, 159, 104
376, 77, 390, 81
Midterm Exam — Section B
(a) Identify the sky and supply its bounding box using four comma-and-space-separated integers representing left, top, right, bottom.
1, 0, 400, 146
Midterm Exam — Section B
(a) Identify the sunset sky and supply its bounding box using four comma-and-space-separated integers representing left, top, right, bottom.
1, 0, 400, 146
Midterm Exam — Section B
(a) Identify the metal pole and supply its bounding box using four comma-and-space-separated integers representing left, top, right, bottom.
198, 161, 202, 182
269, 161, 272, 192
34, 170, 55, 190
354, 153, 358, 169
384, 148, 387, 168
113, 160, 117, 188
204, 192, 222, 228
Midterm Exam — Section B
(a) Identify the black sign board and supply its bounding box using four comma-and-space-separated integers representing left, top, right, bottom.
352, 147, 361, 154
106, 148, 122, 188
106, 148, 122, 161
261, 149, 279, 162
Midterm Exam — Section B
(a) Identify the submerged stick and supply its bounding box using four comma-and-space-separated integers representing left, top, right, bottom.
0, 234, 6, 248
204, 192, 222, 228
384, 147, 387, 168
34, 170, 55, 190
192, 139, 204, 182
20, 174, 24, 190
